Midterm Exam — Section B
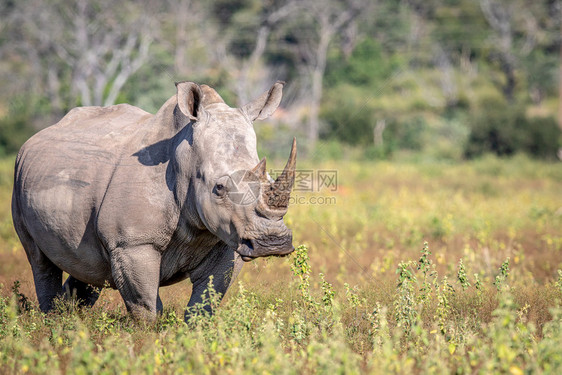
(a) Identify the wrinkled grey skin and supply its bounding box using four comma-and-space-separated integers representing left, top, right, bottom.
11, 81, 295, 321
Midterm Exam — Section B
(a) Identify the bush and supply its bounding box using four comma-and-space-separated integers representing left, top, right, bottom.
0, 114, 35, 157
320, 83, 429, 158
523, 116, 561, 159
325, 38, 400, 89
464, 103, 560, 159
384, 117, 427, 152
320, 85, 375, 146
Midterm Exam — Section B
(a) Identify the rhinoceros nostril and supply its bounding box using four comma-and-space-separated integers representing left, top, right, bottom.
241, 239, 253, 251
236, 238, 253, 255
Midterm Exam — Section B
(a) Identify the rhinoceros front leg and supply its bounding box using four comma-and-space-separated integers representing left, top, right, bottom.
63, 276, 100, 308
110, 245, 162, 320
185, 242, 243, 320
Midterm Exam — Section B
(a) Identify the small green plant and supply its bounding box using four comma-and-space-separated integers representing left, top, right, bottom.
0, 294, 10, 338
11, 281, 31, 313
184, 276, 224, 326
291, 245, 317, 310
367, 302, 390, 350
157, 309, 182, 331
394, 260, 418, 335
555, 270, 562, 294
495, 257, 510, 291
320, 273, 335, 311
457, 259, 471, 291
417, 241, 436, 305
344, 283, 362, 309
435, 276, 455, 335
474, 273, 482, 297
94, 311, 117, 335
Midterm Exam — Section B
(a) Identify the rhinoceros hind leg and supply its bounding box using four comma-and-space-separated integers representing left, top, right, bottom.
110, 246, 161, 321
31, 257, 63, 313
157, 293, 163, 315
15, 223, 63, 313
63, 276, 100, 308
24, 245, 63, 312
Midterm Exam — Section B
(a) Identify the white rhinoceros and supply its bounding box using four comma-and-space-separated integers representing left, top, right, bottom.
12, 81, 296, 320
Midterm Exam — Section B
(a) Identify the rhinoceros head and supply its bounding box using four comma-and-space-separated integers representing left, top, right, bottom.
174, 81, 295, 261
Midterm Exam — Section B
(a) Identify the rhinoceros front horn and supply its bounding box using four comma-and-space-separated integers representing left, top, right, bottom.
262, 138, 297, 209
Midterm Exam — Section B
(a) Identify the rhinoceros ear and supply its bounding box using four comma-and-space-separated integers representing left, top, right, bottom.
176, 81, 204, 121
242, 81, 285, 121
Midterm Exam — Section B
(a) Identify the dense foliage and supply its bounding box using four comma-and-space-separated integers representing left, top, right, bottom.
0, 0, 560, 159
465, 102, 561, 159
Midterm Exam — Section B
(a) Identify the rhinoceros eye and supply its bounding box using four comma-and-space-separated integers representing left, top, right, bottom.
213, 183, 226, 197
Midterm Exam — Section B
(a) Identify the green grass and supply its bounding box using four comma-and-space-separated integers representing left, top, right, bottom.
1, 155, 562, 373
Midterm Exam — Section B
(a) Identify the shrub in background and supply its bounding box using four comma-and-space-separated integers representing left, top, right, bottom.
464, 101, 560, 159
0, 114, 35, 157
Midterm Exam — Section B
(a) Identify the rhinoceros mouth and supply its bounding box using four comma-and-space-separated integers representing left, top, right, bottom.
237, 239, 255, 262
236, 237, 294, 262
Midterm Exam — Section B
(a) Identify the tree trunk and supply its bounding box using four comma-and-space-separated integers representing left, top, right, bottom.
374, 119, 386, 148
236, 25, 270, 106
500, 55, 516, 102
558, 1, 562, 132
173, 0, 192, 76
46, 61, 64, 118
308, 30, 331, 148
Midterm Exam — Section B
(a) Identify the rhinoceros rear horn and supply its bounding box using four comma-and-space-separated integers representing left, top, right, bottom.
242, 81, 285, 121
176, 81, 203, 121
252, 157, 268, 181
264, 138, 297, 209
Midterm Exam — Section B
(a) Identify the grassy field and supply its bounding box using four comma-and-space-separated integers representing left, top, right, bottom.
1, 154, 562, 373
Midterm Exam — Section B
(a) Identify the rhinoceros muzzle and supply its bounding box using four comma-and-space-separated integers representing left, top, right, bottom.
235, 139, 297, 262
236, 235, 294, 262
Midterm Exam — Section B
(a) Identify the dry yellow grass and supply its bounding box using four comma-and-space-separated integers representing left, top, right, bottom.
1, 155, 561, 373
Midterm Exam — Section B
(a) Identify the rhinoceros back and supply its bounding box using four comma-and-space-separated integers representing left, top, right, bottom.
12, 104, 153, 285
